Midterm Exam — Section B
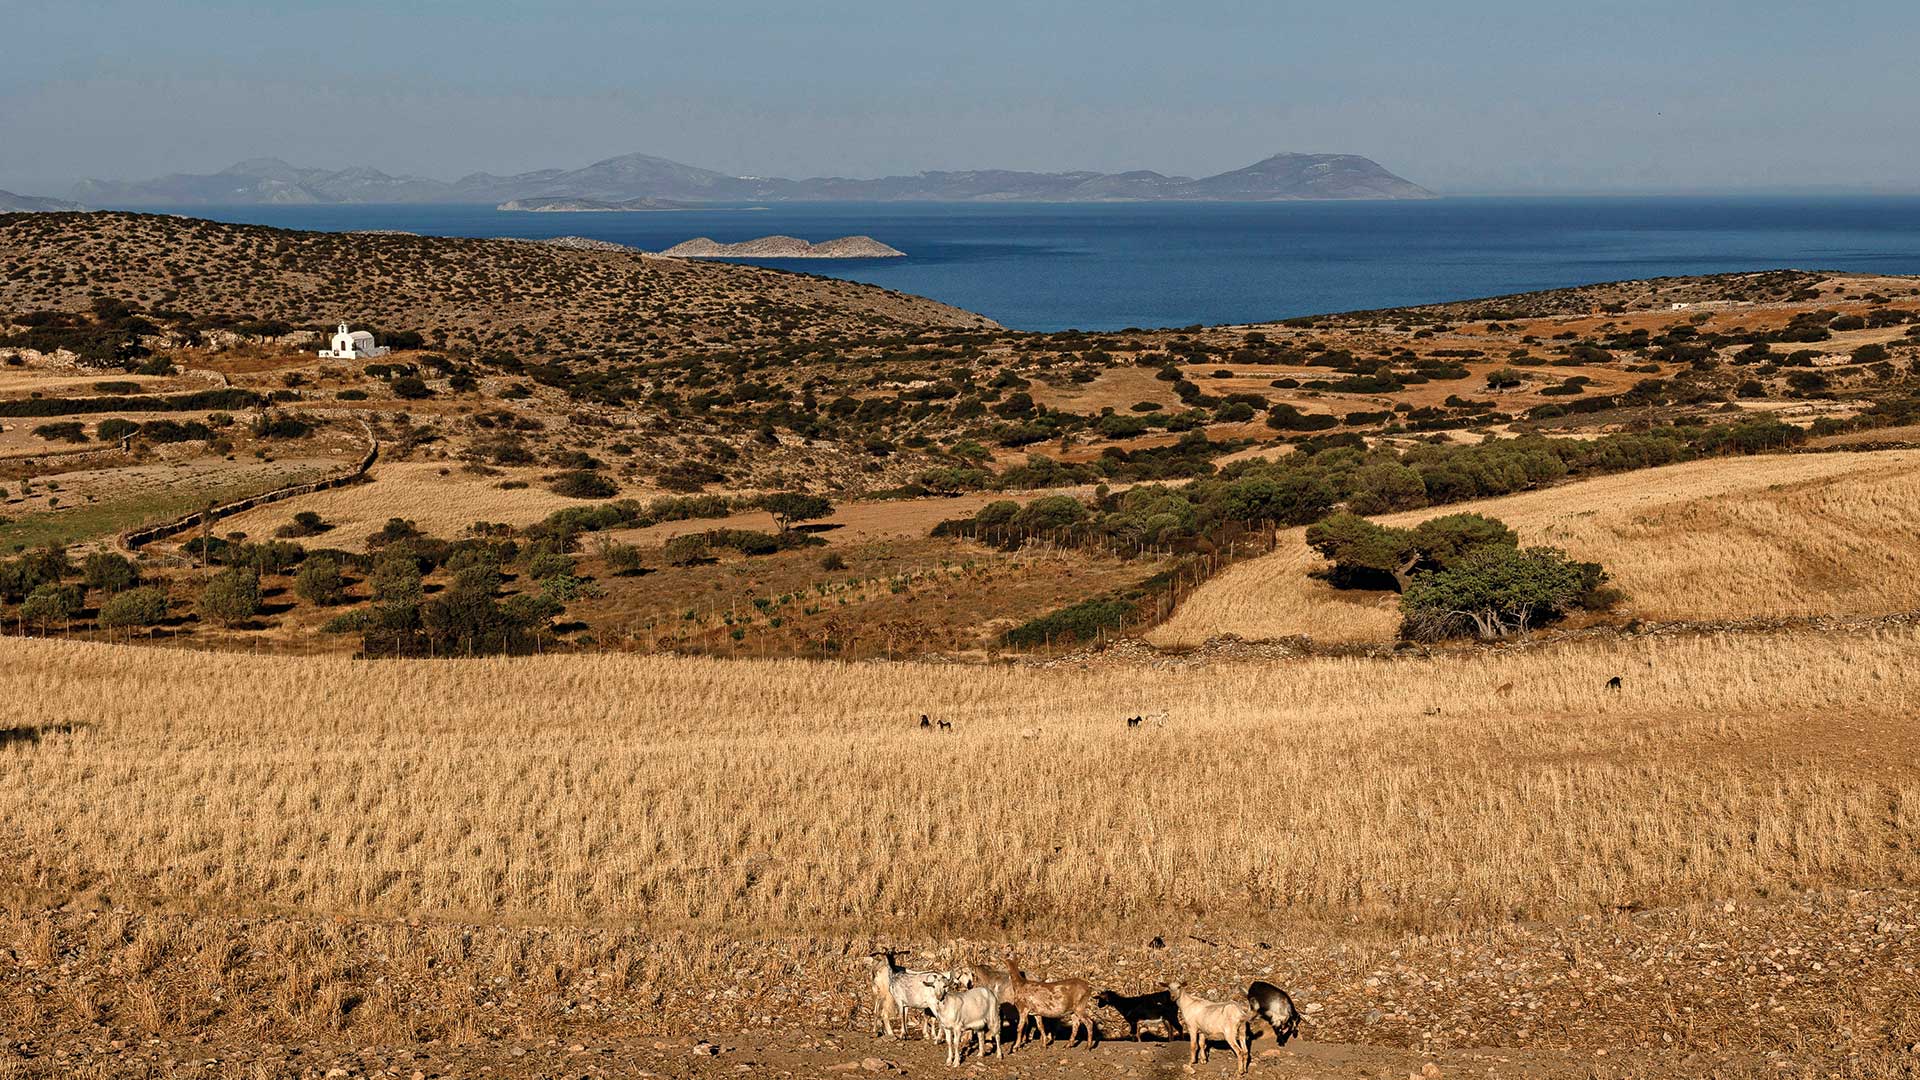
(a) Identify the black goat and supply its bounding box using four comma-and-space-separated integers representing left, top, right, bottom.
1125, 715, 1142, 729
1246, 981, 1300, 1046
1092, 988, 1182, 1041
937, 720, 953, 732
919, 714, 932, 729
1605, 675, 1623, 691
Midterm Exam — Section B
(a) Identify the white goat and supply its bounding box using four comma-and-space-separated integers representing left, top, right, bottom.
1168, 982, 1254, 1075
870, 951, 942, 1040
928, 973, 1002, 1066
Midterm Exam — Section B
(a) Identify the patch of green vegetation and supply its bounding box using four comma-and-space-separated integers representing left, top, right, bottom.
0, 468, 329, 552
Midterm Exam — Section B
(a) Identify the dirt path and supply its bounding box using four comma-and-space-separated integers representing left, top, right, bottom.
6, 1031, 1779, 1079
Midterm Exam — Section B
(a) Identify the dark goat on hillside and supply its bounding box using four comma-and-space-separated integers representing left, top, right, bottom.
1092, 987, 1182, 1040
1246, 980, 1301, 1045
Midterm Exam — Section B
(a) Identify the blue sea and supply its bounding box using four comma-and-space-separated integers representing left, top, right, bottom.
156, 198, 1920, 332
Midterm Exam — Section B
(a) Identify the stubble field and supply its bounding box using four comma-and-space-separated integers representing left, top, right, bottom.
1152, 448, 1920, 646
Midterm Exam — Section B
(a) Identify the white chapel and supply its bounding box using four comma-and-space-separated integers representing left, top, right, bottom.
318, 323, 390, 360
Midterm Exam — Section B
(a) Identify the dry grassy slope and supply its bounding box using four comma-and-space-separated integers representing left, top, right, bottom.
0, 212, 995, 354
1301, 268, 1920, 324
1151, 448, 1920, 646
1, 629, 1914, 939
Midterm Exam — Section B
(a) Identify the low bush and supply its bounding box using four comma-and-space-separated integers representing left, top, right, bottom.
98, 586, 168, 629
549, 470, 618, 499
294, 556, 346, 605
31, 422, 88, 443
199, 567, 262, 627
1001, 597, 1136, 648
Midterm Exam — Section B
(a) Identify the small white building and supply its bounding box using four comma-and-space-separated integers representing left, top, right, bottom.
318, 323, 389, 360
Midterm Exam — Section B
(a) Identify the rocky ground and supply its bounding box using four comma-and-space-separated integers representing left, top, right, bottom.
3, 888, 1914, 1079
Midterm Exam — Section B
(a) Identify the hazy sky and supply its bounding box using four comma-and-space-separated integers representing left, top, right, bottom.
4, 0, 1916, 196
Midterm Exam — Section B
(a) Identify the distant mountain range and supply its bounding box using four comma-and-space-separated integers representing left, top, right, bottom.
68, 151, 1434, 207
0, 189, 85, 213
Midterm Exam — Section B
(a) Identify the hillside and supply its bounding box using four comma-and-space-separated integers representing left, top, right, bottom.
0, 189, 85, 213
1, 212, 1919, 1079
1151, 448, 1920, 646
73, 149, 1435, 205
0, 212, 994, 356
660, 235, 905, 258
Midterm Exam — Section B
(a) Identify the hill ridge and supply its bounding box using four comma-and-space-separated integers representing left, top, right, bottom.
72, 150, 1434, 206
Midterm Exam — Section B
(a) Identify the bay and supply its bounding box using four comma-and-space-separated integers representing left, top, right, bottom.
155, 197, 1920, 332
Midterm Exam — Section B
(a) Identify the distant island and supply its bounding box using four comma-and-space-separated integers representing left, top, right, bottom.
499, 196, 711, 212
662, 235, 905, 259
69, 150, 1435, 207
0, 189, 85, 213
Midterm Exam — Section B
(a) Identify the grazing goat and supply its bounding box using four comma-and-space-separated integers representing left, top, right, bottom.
870, 951, 942, 1040
1092, 987, 1182, 1040
1168, 983, 1253, 1075
1002, 952, 1097, 1050
1605, 675, 1623, 691
959, 962, 1019, 1040
937, 719, 953, 732
1245, 980, 1300, 1046
927, 974, 1002, 1065
961, 961, 1015, 998
1126, 715, 1142, 729
1493, 681, 1514, 697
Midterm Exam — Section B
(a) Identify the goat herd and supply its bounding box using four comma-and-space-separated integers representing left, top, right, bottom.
870, 950, 1299, 1074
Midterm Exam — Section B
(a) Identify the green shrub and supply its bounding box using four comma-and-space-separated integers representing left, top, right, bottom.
1011, 495, 1089, 533
760, 492, 833, 532
664, 533, 710, 565
1264, 404, 1338, 431
79, 552, 137, 594
198, 567, 262, 627
275, 510, 330, 538
99, 586, 168, 629
390, 375, 432, 400
549, 470, 618, 499
320, 609, 370, 634
251, 412, 311, 439
368, 549, 424, 605
294, 556, 346, 605
598, 539, 644, 575
31, 422, 87, 444
95, 418, 141, 442
1001, 597, 1136, 647
20, 582, 83, 628
1399, 545, 1599, 640
527, 550, 574, 581
1306, 513, 1420, 590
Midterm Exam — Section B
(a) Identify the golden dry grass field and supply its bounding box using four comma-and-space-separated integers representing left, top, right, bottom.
1151, 448, 1920, 646
212, 459, 655, 549
3, 626, 1914, 939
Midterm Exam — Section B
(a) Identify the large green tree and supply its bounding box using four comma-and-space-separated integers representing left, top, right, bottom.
1399, 545, 1597, 640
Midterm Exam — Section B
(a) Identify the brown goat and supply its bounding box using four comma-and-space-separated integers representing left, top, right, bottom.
1002, 951, 1097, 1050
